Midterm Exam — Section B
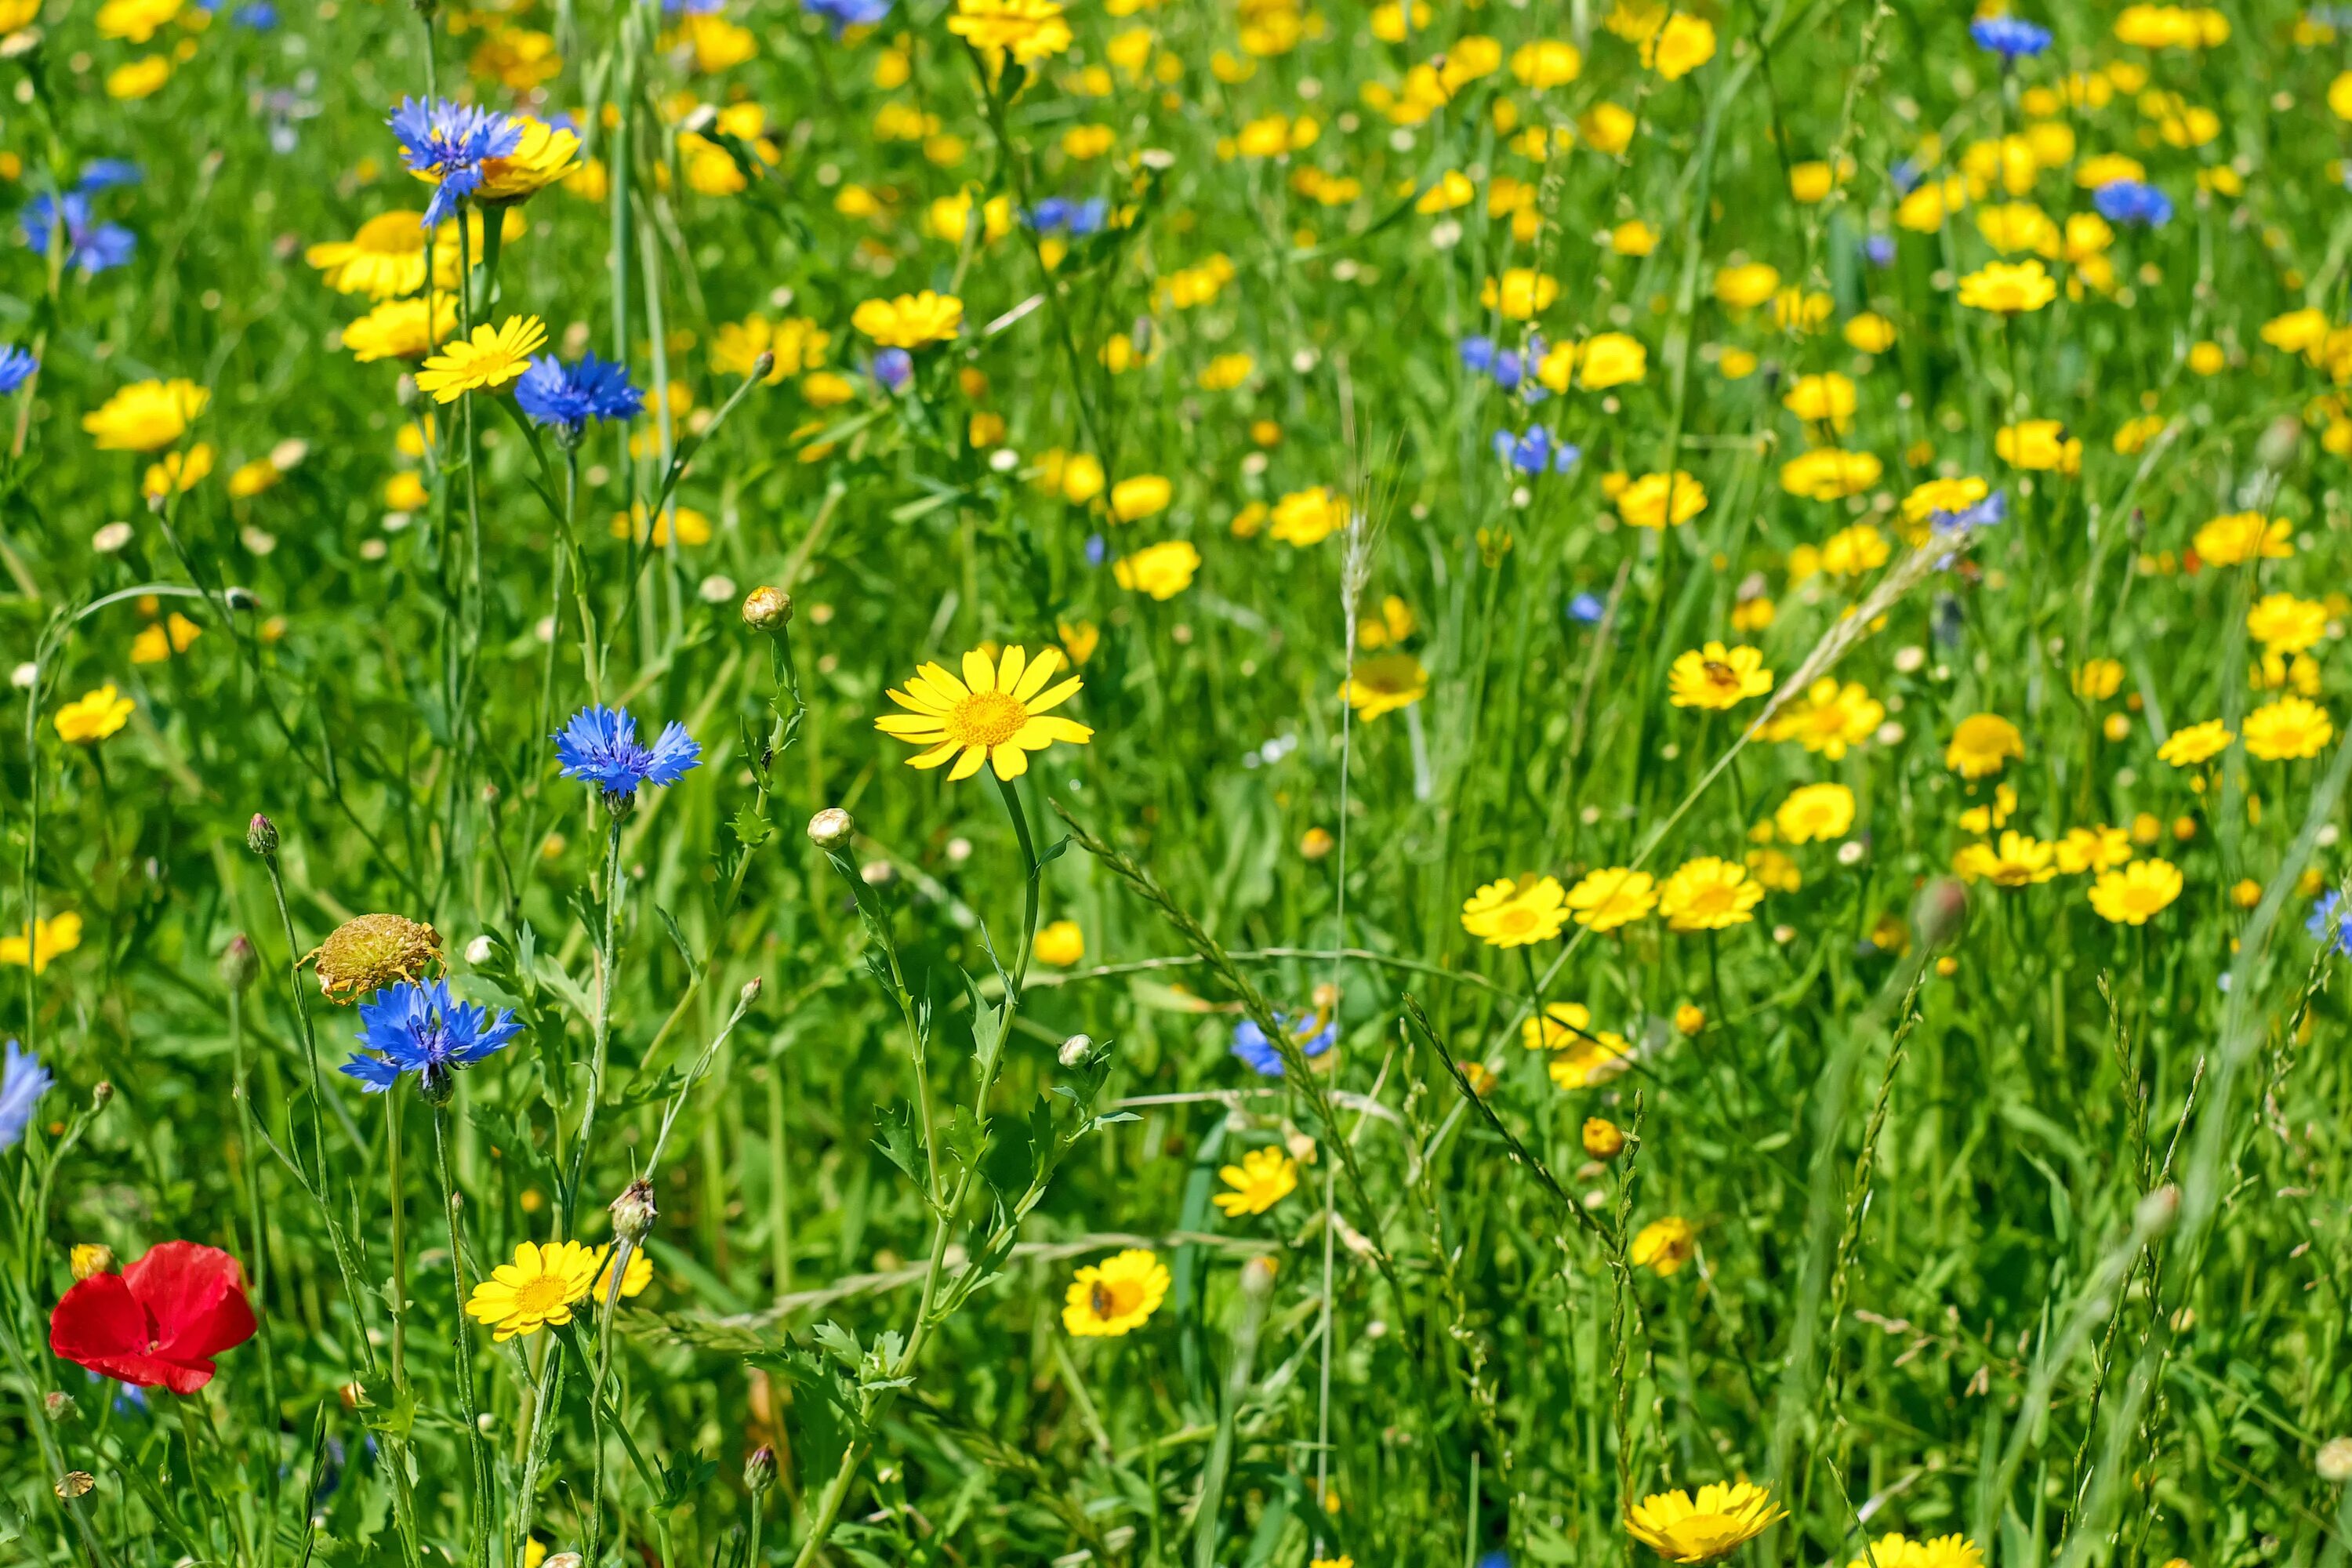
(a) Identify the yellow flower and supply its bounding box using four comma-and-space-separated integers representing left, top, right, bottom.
106, 55, 171, 99
875, 645, 1091, 782
1953, 831, 2057, 887
1062, 1249, 1169, 1336
1711, 263, 1780, 309
2073, 658, 2125, 700
1660, 857, 1763, 932
2192, 512, 2294, 566
464, 1240, 604, 1341
0, 911, 82, 973
1781, 372, 1856, 430
1112, 540, 1201, 601
96, 0, 176, 38
1109, 474, 1171, 521
2248, 593, 2327, 653
53, 685, 134, 744
84, 379, 209, 452
343, 295, 460, 363
1774, 783, 1854, 844
475, 116, 582, 205
851, 290, 964, 348
2089, 858, 2183, 924
1461, 875, 1568, 948
1945, 713, 2024, 779
1778, 448, 1882, 502
712, 314, 829, 382
1765, 679, 1882, 760
2157, 718, 2233, 767
1843, 312, 1896, 353
1549, 1031, 1632, 1089
1341, 652, 1427, 720
130, 613, 202, 664
1909, 1537, 1986, 1568
677, 10, 757, 70
1617, 470, 1708, 529
611, 505, 713, 547
1744, 848, 1801, 893
1270, 485, 1348, 546
1957, 259, 2057, 314
1511, 38, 1582, 87
2243, 696, 2332, 760
306, 211, 468, 299
1820, 524, 1889, 577
1667, 642, 1773, 710
414, 315, 548, 403
1994, 420, 2080, 474
1520, 1000, 1593, 1050
1212, 1147, 1299, 1216
1641, 13, 1714, 78
1480, 268, 1559, 318
1566, 867, 1657, 931
1629, 1216, 1697, 1275
1200, 352, 1255, 390
1626, 1482, 1785, 1563
947, 0, 1073, 64
1033, 920, 1084, 967
143, 442, 213, 499
2054, 825, 2131, 874
1900, 477, 1989, 533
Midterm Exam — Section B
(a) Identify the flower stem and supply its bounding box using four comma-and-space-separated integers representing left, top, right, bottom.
432, 1103, 495, 1568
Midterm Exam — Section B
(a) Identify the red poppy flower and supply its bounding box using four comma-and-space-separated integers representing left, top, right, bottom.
49, 1241, 257, 1394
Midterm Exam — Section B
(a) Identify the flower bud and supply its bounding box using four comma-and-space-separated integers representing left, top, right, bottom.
1240, 1254, 1278, 1298
2257, 413, 2303, 473
2318, 1437, 2352, 1485
745, 1444, 778, 1497
70, 1243, 114, 1280
1911, 875, 1969, 950
742, 585, 794, 633
807, 808, 855, 848
2135, 1183, 2180, 1236
739, 977, 763, 1007
750, 350, 776, 383
546, 1554, 584, 1568
219, 933, 258, 993
90, 1081, 111, 1109
603, 786, 638, 822
44, 1391, 76, 1422
1058, 1033, 1094, 1068
611, 1178, 659, 1246
1672, 1003, 1704, 1036
246, 814, 280, 855
1581, 1116, 1625, 1160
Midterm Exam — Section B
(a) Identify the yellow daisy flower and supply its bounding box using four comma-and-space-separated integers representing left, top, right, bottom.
874, 644, 1091, 782
414, 314, 549, 403
1062, 1248, 1169, 1337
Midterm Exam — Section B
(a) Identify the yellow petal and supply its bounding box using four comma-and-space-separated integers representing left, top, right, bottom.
1012, 645, 1064, 701
962, 648, 996, 693
946, 743, 988, 781
1026, 674, 1084, 714
989, 742, 1029, 779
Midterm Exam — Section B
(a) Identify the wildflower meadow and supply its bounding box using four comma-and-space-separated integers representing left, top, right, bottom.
2, 0, 2350, 1564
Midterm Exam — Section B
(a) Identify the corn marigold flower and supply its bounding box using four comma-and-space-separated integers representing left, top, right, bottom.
1340, 652, 1428, 720
49, 1240, 256, 1393
1033, 920, 1083, 967
1063, 1249, 1170, 1336
1461, 874, 1568, 947
1641, 13, 1715, 78
53, 684, 133, 744
0, 911, 82, 973
1774, 782, 1854, 844
1957, 258, 2057, 314
83, 378, 208, 452
1270, 485, 1348, 546
2193, 511, 2293, 565
1766, 678, 1882, 759
304, 209, 489, 299
1566, 866, 1657, 931
1625, 1482, 1784, 1563
1952, 831, 2058, 887
1994, 419, 2079, 473
851, 289, 963, 348
477, 115, 582, 205
1661, 857, 1763, 932
556, 704, 703, 795
415, 314, 549, 402
342, 977, 521, 1095
1521, 999, 1593, 1050
713, 314, 829, 382
343, 295, 460, 363
0, 1040, 51, 1151
465, 1239, 648, 1341
307, 913, 441, 1003
2053, 825, 2131, 874
1480, 267, 1559, 318
1213, 1146, 1298, 1216
2089, 858, 2183, 924
1617, 470, 1708, 528
2157, 717, 2233, 767
877, 645, 1090, 782
389, 98, 524, 229
1550, 1030, 1631, 1089
2243, 695, 2333, 760
1628, 1215, 1697, 1275
1668, 642, 1772, 710
1111, 539, 1201, 600
2248, 593, 2327, 653
1945, 713, 2024, 779
1779, 448, 1882, 501
947, 0, 1073, 65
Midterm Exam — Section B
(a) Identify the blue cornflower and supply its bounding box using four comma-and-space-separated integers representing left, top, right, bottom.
22, 194, 136, 276
1478, 1555, 1510, 1568
1459, 335, 1497, 374
76, 160, 143, 192
341, 978, 521, 1096
1933, 489, 2008, 535
514, 354, 644, 437
2308, 892, 2352, 956
387, 97, 522, 230
0, 347, 39, 395
1863, 234, 1896, 267
1889, 159, 1922, 197
870, 347, 914, 393
1031, 196, 1109, 235
2093, 179, 2172, 227
1969, 15, 2051, 57
555, 705, 702, 797
1567, 591, 1606, 623
233, 2, 278, 25
802, 0, 891, 31
1493, 426, 1581, 475
1231, 1011, 1337, 1077
0, 1040, 51, 1150
1085, 533, 1108, 566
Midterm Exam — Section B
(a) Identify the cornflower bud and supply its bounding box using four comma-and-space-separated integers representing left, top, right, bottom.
745, 1445, 778, 1497
220, 933, 258, 993
246, 814, 279, 855
611, 1178, 659, 1246
1911, 876, 1969, 950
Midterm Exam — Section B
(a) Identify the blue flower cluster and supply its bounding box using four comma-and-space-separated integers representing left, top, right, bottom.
1460, 334, 1548, 400
1029, 196, 1109, 236
23, 166, 142, 277
0, 346, 39, 397
387, 98, 521, 229
0, 1040, 50, 1151
515, 354, 644, 437
2308, 891, 2351, 956
1969, 14, 2051, 56
1493, 426, 1581, 476
802, 0, 891, 33
2092, 179, 2172, 228
342, 979, 521, 1095
1231, 1011, 1338, 1077
556, 704, 702, 797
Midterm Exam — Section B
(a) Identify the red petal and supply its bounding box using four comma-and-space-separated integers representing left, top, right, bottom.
124, 1242, 256, 1361
50, 1275, 151, 1367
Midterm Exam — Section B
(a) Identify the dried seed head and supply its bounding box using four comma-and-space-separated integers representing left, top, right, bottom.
307, 913, 443, 1004
741, 585, 794, 633
610, 1178, 658, 1246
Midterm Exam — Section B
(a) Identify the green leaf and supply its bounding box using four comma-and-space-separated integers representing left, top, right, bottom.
731, 802, 774, 848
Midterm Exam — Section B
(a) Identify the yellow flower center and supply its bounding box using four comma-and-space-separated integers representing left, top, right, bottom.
946, 689, 1028, 749
1496, 906, 1539, 934
511, 1272, 575, 1320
